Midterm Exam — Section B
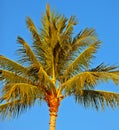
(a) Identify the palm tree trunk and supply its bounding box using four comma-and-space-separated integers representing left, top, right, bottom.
49, 111, 57, 130
45, 93, 60, 130
47, 96, 60, 130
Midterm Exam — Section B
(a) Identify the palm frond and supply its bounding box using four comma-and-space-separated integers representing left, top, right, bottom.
17, 36, 39, 65
62, 65, 119, 92
63, 41, 101, 79
17, 37, 53, 86
28, 65, 56, 93
91, 63, 118, 72
0, 83, 44, 119
39, 5, 77, 77
26, 17, 47, 65
60, 16, 77, 43
17, 36, 55, 87
38, 67, 56, 92
75, 90, 119, 110
0, 100, 28, 119
0, 70, 33, 84
0, 55, 28, 74
26, 17, 41, 42
46, 3, 50, 21
56, 15, 67, 34
14, 34, 57, 92
56, 28, 99, 80
1, 83, 43, 102
56, 16, 77, 56
72, 28, 98, 51
41, 4, 51, 43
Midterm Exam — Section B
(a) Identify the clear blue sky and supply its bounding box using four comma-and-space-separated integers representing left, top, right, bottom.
0, 0, 119, 130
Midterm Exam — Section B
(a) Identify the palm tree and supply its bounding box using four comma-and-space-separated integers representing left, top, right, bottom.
0, 4, 119, 130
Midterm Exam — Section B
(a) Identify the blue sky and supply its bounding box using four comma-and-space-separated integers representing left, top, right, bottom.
0, 0, 119, 130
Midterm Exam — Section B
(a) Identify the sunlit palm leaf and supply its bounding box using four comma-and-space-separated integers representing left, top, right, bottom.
16, 37, 54, 89
62, 65, 119, 92
56, 15, 67, 34
27, 65, 56, 93
1, 83, 43, 102
0, 70, 33, 84
46, 3, 50, 21
41, 5, 51, 44
37, 67, 56, 92
75, 90, 119, 110
0, 100, 27, 119
58, 28, 99, 79
64, 16, 77, 35
26, 17, 47, 65
63, 41, 101, 79
0, 55, 27, 74
17, 36, 39, 65
0, 99, 33, 119
60, 16, 77, 47
26, 17, 41, 42
72, 28, 97, 51
0, 83, 44, 119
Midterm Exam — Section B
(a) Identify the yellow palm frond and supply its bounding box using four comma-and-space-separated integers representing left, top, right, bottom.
75, 90, 119, 110
27, 64, 56, 93
55, 28, 99, 80
37, 67, 56, 92
56, 15, 67, 34
26, 17, 48, 66
60, 16, 77, 42
17, 36, 39, 65
1, 83, 43, 102
46, 3, 50, 21
0, 83, 44, 119
72, 28, 97, 46
0, 100, 26, 119
62, 66, 119, 92
0, 99, 32, 119
72, 28, 97, 50
17, 37, 54, 87
63, 41, 101, 79
26, 17, 41, 42
0, 55, 27, 74
0, 70, 33, 84
41, 4, 51, 43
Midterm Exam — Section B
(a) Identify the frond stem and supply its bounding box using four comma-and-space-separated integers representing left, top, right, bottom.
52, 57, 56, 85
